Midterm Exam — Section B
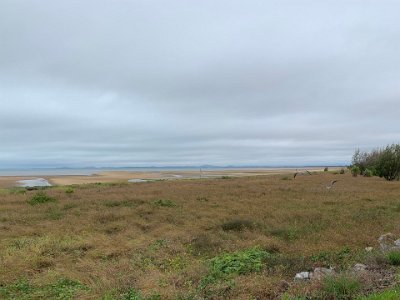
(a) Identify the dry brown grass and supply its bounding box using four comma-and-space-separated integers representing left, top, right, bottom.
0, 173, 399, 299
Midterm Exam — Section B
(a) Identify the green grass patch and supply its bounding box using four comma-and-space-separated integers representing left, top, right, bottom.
359, 287, 400, 300
9, 187, 27, 195
387, 251, 400, 266
209, 247, 269, 276
311, 247, 353, 268
27, 192, 56, 205
120, 288, 161, 300
199, 247, 270, 292
0, 278, 87, 299
321, 274, 362, 299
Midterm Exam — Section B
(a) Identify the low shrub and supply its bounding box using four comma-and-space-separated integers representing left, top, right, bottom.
209, 247, 270, 276
199, 247, 270, 290
340, 168, 345, 174
65, 188, 74, 194
27, 192, 56, 205
364, 169, 373, 177
324, 167, 329, 172
351, 165, 361, 177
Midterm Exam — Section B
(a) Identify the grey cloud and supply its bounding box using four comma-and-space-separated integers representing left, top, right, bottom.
1, 0, 400, 167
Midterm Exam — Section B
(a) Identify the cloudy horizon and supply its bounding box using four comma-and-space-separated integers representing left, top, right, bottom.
1, 1, 400, 168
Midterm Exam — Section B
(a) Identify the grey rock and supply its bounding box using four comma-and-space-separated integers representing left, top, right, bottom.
294, 272, 311, 281
365, 247, 374, 252
394, 239, 400, 247
378, 233, 396, 251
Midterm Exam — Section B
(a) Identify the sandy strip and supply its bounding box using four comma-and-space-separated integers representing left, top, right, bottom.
0, 167, 333, 188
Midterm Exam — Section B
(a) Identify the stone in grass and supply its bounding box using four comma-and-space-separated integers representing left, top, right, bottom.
365, 247, 374, 252
378, 233, 400, 252
294, 268, 335, 281
294, 272, 311, 281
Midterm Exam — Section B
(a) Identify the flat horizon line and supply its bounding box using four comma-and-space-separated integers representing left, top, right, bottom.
0, 164, 348, 171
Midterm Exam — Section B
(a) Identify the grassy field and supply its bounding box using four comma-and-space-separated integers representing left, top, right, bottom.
0, 172, 399, 299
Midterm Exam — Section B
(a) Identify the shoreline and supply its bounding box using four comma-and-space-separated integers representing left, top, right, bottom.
0, 167, 339, 188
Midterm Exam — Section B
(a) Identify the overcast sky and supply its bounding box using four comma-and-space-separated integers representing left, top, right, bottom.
1, 0, 399, 168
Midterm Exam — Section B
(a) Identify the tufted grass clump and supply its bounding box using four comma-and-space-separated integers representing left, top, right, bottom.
320, 274, 361, 299
27, 192, 56, 205
387, 251, 400, 266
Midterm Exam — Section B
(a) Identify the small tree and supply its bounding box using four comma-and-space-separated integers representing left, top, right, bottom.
375, 144, 400, 181
351, 144, 400, 181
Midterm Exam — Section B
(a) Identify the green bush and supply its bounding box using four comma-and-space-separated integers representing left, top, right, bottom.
324, 167, 329, 172
387, 251, 400, 265
340, 168, 345, 174
352, 144, 400, 181
321, 274, 361, 299
209, 247, 270, 276
65, 188, 74, 194
199, 247, 270, 293
364, 169, 373, 177
351, 165, 361, 177
375, 144, 400, 181
27, 192, 56, 205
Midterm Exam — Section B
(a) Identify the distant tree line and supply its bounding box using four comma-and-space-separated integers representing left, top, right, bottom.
351, 143, 400, 181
